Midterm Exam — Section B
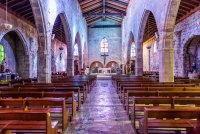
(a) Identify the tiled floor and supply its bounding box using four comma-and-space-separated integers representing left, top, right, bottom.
65, 80, 136, 134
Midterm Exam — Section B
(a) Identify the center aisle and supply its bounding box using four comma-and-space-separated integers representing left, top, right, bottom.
66, 80, 135, 134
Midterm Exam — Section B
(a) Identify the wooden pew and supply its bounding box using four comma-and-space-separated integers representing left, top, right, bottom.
130, 97, 200, 129
119, 83, 195, 97
0, 99, 25, 110
16, 87, 82, 110
0, 109, 59, 134
140, 107, 200, 134
26, 98, 69, 131
130, 97, 173, 128
0, 91, 76, 118
15, 85, 85, 105
126, 90, 200, 114
123, 87, 200, 106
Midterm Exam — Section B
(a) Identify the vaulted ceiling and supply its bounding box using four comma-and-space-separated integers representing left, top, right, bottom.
144, 0, 200, 42
78, 0, 129, 26
0, 0, 35, 26
0, 0, 199, 43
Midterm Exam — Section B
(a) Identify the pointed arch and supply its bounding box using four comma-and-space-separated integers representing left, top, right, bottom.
74, 32, 83, 72
0, 30, 30, 78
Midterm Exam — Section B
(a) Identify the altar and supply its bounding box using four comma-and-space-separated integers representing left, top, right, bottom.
98, 68, 111, 74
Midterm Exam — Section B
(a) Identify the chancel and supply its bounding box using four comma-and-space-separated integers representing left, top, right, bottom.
0, 0, 199, 134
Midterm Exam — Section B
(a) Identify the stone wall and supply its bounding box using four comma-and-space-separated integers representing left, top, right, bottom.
143, 37, 159, 71
174, 10, 200, 77
88, 21, 122, 67
51, 39, 67, 73
0, 8, 38, 78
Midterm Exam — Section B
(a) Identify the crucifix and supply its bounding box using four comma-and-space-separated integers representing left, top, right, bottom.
100, 37, 109, 67
101, 52, 109, 67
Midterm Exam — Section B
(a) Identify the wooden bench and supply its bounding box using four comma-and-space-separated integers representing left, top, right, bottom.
119, 83, 195, 98
26, 98, 69, 131
0, 91, 76, 118
121, 85, 196, 102
0, 109, 59, 134
15, 85, 84, 106
140, 107, 200, 134
126, 90, 200, 114
13, 86, 82, 110
130, 97, 200, 129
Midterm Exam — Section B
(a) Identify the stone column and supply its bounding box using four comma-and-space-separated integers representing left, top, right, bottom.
122, 64, 125, 74
174, 31, 181, 77
37, 36, 51, 83
135, 41, 143, 76
159, 32, 174, 83
67, 42, 74, 76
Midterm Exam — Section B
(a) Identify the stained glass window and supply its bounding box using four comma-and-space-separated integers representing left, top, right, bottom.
131, 43, 136, 57
74, 44, 78, 56
0, 44, 5, 64
100, 38, 109, 53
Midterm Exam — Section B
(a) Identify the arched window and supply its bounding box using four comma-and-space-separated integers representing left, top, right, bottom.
0, 44, 5, 64
74, 43, 78, 56
153, 40, 158, 53
131, 43, 136, 57
100, 38, 109, 53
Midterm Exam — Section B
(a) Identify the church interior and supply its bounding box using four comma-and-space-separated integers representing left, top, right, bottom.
0, 0, 199, 133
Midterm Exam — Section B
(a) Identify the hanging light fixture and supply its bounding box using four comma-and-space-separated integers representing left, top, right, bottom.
1, 0, 13, 30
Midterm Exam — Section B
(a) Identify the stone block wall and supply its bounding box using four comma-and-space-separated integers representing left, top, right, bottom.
174, 10, 200, 77
88, 21, 122, 67
0, 8, 38, 78
51, 39, 67, 73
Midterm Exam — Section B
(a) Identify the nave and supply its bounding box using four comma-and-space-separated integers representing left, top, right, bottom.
66, 79, 135, 134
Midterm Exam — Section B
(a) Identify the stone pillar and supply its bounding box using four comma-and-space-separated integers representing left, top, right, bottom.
78, 55, 83, 73
67, 57, 74, 76
67, 43, 74, 76
159, 32, 174, 83
135, 41, 143, 76
174, 31, 181, 77
122, 64, 125, 74
37, 36, 51, 83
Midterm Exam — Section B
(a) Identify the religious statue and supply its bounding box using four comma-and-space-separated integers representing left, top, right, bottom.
192, 62, 196, 73
0, 58, 6, 73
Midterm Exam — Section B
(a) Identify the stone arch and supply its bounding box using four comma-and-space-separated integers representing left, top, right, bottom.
136, 10, 159, 76
183, 35, 200, 76
30, 0, 50, 82
158, 0, 181, 82
51, 13, 72, 74
90, 61, 103, 68
0, 28, 29, 55
83, 42, 88, 69
74, 32, 83, 73
106, 61, 119, 68
127, 32, 135, 63
0, 30, 30, 78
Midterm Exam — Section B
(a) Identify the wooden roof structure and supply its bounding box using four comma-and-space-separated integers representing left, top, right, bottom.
0, 0, 199, 43
78, 0, 129, 26
0, 0, 35, 27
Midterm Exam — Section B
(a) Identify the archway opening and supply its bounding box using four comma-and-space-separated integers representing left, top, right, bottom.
0, 31, 29, 79
127, 32, 136, 75
183, 35, 200, 78
106, 61, 119, 73
74, 33, 82, 75
90, 61, 103, 74
141, 11, 159, 75
52, 14, 68, 75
